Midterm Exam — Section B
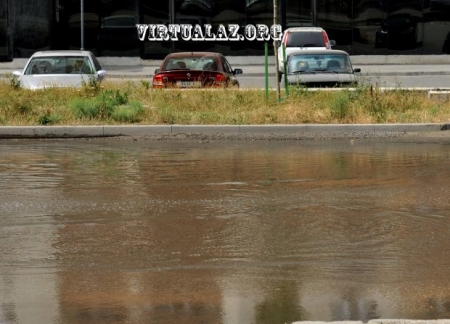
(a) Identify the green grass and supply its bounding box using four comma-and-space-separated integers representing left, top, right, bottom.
0, 79, 449, 126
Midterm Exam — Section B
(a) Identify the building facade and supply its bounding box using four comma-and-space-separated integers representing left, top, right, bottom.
1, 0, 450, 61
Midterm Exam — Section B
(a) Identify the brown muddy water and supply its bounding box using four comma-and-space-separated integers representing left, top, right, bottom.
1, 137, 450, 324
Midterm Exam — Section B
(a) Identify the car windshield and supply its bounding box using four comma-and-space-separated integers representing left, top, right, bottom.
286, 54, 353, 73
162, 56, 218, 71
286, 32, 325, 47
24, 56, 95, 75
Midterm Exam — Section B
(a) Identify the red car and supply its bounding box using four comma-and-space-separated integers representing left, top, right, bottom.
152, 52, 243, 89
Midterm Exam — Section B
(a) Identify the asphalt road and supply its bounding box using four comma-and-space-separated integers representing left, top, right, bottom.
235, 74, 450, 89
103, 73, 449, 90
362, 75, 450, 89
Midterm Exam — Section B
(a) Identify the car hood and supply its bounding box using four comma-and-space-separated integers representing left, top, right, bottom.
286, 72, 356, 85
19, 74, 93, 90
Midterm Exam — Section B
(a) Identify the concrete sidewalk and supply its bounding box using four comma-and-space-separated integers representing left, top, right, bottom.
2, 55, 450, 78
0, 123, 449, 139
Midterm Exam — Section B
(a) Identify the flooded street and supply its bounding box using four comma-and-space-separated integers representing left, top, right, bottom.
1, 137, 450, 324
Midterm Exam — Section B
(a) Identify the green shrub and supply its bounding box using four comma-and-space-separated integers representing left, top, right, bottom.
81, 74, 102, 95
38, 112, 60, 125
111, 102, 144, 122
8, 73, 21, 90
94, 91, 119, 118
141, 80, 150, 90
71, 88, 137, 121
331, 91, 351, 120
71, 97, 99, 118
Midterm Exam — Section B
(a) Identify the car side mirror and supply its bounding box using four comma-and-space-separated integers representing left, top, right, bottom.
97, 70, 107, 79
13, 71, 21, 77
353, 68, 361, 73
233, 68, 243, 75
330, 40, 336, 47
154, 68, 160, 74
274, 40, 281, 48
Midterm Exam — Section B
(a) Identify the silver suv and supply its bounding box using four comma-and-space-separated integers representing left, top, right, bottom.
277, 27, 336, 79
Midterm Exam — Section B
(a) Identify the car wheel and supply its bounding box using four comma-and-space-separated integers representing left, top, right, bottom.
278, 73, 283, 83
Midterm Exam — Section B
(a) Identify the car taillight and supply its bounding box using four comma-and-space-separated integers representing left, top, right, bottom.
215, 73, 227, 86
322, 31, 331, 49
152, 74, 164, 88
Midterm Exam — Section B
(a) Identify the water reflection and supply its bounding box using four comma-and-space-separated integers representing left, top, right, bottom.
1, 138, 450, 324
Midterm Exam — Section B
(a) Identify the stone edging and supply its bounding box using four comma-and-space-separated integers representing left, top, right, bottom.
0, 124, 448, 139
292, 320, 450, 324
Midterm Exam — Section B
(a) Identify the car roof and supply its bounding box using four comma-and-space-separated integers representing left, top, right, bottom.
165, 52, 221, 58
284, 27, 325, 33
287, 49, 349, 57
30, 50, 93, 57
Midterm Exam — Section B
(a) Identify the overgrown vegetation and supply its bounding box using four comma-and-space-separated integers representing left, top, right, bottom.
71, 88, 143, 122
0, 78, 449, 126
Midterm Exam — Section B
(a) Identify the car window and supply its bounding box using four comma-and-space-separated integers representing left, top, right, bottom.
287, 54, 352, 73
221, 56, 232, 73
24, 56, 95, 75
162, 56, 218, 71
91, 55, 103, 72
287, 32, 325, 47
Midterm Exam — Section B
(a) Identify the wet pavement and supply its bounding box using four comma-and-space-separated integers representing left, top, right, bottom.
1, 137, 450, 324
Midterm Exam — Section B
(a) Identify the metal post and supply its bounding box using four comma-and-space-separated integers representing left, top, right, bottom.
80, 0, 84, 50
265, 42, 269, 102
273, 0, 281, 101
312, 0, 317, 27
169, 0, 175, 53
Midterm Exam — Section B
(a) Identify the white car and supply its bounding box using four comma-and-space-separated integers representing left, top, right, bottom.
284, 49, 361, 88
277, 27, 336, 81
13, 50, 107, 90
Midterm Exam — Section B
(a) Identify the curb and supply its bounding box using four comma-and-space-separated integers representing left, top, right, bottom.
0, 124, 448, 139
292, 320, 450, 324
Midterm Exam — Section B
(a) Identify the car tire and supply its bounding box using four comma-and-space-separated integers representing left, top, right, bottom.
278, 73, 283, 83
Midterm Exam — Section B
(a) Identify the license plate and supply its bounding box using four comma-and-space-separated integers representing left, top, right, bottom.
176, 81, 201, 88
